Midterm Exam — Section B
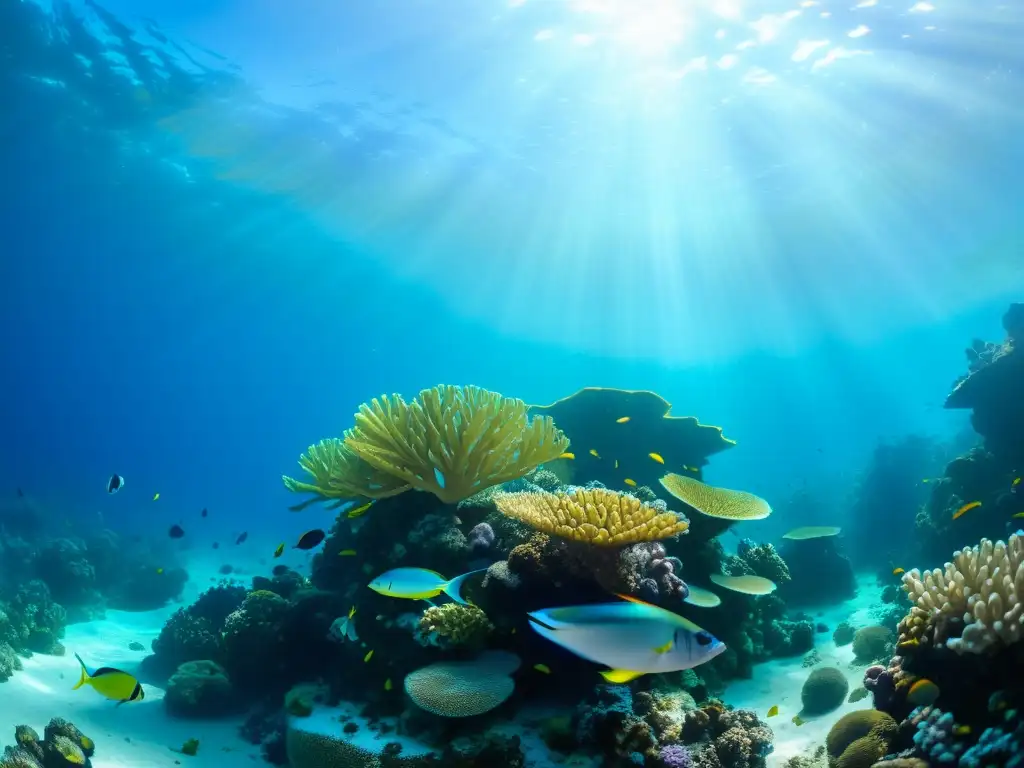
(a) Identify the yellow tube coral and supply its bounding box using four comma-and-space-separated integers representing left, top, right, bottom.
344, 385, 570, 504
494, 488, 689, 546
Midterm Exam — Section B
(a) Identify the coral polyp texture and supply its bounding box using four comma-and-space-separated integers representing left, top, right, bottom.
403, 650, 520, 717
898, 532, 1024, 653
494, 488, 690, 546
286, 384, 570, 505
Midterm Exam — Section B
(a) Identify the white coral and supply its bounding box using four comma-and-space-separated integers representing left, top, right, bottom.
901, 532, 1024, 653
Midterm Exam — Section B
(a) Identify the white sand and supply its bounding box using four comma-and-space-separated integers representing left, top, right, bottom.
724, 574, 885, 767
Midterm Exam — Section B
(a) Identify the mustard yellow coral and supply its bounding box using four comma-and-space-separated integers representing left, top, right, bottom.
418, 604, 493, 649
344, 385, 570, 504
494, 488, 689, 546
282, 437, 409, 509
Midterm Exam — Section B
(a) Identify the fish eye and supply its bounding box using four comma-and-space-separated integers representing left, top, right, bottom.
696, 631, 713, 646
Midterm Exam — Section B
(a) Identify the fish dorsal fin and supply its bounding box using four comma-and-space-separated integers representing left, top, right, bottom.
614, 593, 707, 634
91, 666, 121, 677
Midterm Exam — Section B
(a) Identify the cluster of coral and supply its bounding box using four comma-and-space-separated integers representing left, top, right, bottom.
0, 717, 95, 768
0, 498, 187, 679
138, 384, 860, 766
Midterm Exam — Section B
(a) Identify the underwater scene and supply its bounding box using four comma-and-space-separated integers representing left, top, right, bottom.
2, 0, 1024, 767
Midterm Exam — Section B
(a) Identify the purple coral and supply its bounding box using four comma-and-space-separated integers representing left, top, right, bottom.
864, 659, 897, 710
468, 522, 496, 553
658, 744, 693, 768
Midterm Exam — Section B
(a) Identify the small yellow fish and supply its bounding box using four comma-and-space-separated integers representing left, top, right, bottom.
953, 500, 982, 520
155, 568, 164, 575
892, 567, 905, 576
363, 649, 374, 663
273, 543, 285, 558
1012, 477, 1021, 492
616, 416, 631, 423
384, 678, 393, 691
767, 705, 779, 718
614, 459, 619, 469
589, 449, 601, 458
624, 478, 637, 487
907, 678, 941, 706
533, 663, 551, 674
922, 478, 931, 483
792, 715, 805, 726
953, 724, 971, 736
1013, 512, 1024, 519
338, 549, 357, 557
348, 605, 356, 619
347, 501, 374, 518
649, 452, 665, 464
511, 628, 517, 634
152, 493, 160, 501
559, 452, 575, 460
683, 465, 699, 473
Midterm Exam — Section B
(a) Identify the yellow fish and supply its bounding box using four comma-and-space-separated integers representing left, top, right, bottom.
953, 725, 971, 736
649, 453, 665, 464
273, 543, 285, 558
922, 478, 931, 483
384, 678, 393, 691
364, 649, 374, 663
892, 567, 905, 576
616, 417, 631, 423
683, 465, 699, 473
1012, 477, 1021, 492
953, 500, 982, 520
614, 460, 619, 469
559, 452, 575, 460
533, 663, 551, 674
1013, 512, 1024, 519
907, 678, 941, 706
767, 705, 779, 718
347, 501, 374, 518
73, 654, 144, 704
624, 478, 637, 487
338, 549, 357, 557
152, 493, 160, 501
792, 715, 805, 726
348, 605, 357, 619
155, 568, 164, 575
589, 449, 600, 458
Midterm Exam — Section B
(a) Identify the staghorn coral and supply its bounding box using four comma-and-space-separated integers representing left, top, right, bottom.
494, 488, 689, 546
898, 532, 1024, 653
344, 384, 570, 504
416, 604, 493, 649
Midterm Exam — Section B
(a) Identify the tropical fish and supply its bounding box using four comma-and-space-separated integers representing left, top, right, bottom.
782, 526, 841, 540
624, 478, 637, 487
338, 549, 357, 557
331, 611, 358, 643
559, 452, 575, 460
649, 453, 665, 464
106, 474, 124, 494
683, 585, 722, 608
766, 705, 779, 717
212, 542, 219, 549
953, 501, 982, 520
683, 466, 699, 473
384, 678, 393, 691
363, 649, 374, 663
168, 524, 185, 539
907, 678, 940, 706
893, 567, 905, 576
73, 653, 144, 704
526, 595, 725, 684
1012, 477, 1021, 493
152, 493, 160, 501
533, 663, 551, 674
589, 449, 600, 458
155, 568, 164, 575
614, 460, 619, 469
235, 531, 249, 545
1013, 513, 1024, 519
792, 715, 805, 726
347, 501, 374, 518
273, 543, 285, 558
127, 642, 145, 652
953, 725, 971, 736
616, 417, 631, 423
709, 573, 776, 596
295, 530, 326, 550
368, 567, 487, 605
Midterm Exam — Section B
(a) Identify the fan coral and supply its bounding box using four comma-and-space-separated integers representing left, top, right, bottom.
343, 384, 571, 503
801, 667, 849, 715
416, 604, 493, 649
494, 488, 689, 545
898, 532, 1024, 653
282, 437, 410, 508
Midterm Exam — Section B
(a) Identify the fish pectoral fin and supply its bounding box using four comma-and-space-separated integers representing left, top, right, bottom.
600, 669, 646, 684
652, 638, 673, 654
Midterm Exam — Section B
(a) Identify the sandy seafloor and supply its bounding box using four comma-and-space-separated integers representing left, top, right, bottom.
0, 557, 885, 768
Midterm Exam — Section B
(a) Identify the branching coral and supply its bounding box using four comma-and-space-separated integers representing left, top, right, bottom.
898, 532, 1024, 653
494, 488, 689, 546
345, 385, 570, 504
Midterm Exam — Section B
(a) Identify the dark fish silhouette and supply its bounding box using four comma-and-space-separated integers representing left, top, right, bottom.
107, 474, 124, 494
212, 542, 220, 549
201, 508, 208, 518
168, 524, 185, 539
294, 529, 326, 550
16, 488, 24, 498
235, 532, 248, 545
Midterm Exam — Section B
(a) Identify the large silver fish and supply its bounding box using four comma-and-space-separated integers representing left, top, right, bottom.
527, 596, 725, 683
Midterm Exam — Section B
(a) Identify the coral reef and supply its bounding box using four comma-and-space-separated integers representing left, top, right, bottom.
851, 627, 893, 664
0, 718, 95, 768
164, 660, 237, 718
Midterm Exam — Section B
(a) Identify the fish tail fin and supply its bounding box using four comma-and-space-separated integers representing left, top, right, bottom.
443, 568, 488, 605
600, 669, 645, 684
73, 653, 89, 690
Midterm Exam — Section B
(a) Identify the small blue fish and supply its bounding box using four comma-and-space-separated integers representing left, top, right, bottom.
527, 595, 725, 684
368, 567, 486, 605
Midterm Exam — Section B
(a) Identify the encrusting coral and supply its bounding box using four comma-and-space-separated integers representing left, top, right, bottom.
285, 384, 570, 505
416, 604, 493, 649
494, 488, 689, 546
898, 532, 1024, 653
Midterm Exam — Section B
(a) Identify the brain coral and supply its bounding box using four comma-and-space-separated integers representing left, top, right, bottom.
851, 626, 893, 663
404, 650, 520, 718
801, 667, 850, 715
898, 532, 1024, 653
826, 710, 898, 768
